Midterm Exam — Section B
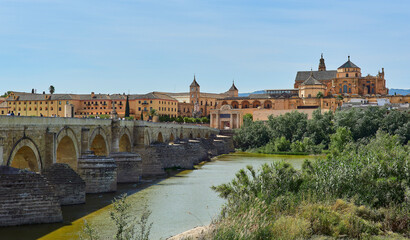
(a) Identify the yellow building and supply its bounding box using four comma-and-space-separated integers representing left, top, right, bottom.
2, 91, 178, 119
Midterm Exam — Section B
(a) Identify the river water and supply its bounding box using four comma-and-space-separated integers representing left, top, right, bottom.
0, 153, 313, 240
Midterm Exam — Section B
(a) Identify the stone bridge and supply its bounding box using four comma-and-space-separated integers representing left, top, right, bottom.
0, 116, 219, 174
0, 116, 235, 226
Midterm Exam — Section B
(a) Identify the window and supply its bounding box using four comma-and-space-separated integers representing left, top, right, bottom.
343, 85, 348, 93
59, 107, 61, 111
349, 88, 351, 93
345, 73, 348, 77
150, 101, 152, 103
138, 107, 141, 111
59, 101, 61, 105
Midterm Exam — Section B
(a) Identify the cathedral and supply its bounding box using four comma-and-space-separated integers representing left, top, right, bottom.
210, 55, 408, 129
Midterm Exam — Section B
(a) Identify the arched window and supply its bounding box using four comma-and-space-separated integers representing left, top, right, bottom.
343, 85, 348, 93
345, 73, 348, 77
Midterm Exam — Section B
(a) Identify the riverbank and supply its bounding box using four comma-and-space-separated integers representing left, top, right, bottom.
167, 225, 214, 240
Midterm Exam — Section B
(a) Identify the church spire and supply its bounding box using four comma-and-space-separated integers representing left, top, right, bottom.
318, 53, 326, 71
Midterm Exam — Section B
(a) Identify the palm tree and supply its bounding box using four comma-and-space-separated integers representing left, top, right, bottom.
49, 85, 55, 94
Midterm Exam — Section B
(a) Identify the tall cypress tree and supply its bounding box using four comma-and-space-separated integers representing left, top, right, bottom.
125, 95, 130, 117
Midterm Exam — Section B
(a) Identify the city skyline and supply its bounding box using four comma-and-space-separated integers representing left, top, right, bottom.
1, 0, 410, 95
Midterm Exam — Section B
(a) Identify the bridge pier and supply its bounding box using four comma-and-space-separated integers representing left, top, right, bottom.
110, 152, 142, 183
77, 154, 117, 193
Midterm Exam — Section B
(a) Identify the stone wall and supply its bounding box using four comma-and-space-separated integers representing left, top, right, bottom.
77, 155, 117, 193
110, 152, 142, 183
0, 166, 62, 226
139, 135, 234, 177
42, 163, 86, 205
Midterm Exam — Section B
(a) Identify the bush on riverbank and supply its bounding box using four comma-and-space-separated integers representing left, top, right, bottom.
212, 132, 410, 239
234, 107, 410, 154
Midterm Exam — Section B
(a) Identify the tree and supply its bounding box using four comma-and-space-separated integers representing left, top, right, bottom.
316, 91, 324, 98
140, 111, 144, 121
49, 85, 55, 94
1, 91, 11, 97
124, 96, 130, 118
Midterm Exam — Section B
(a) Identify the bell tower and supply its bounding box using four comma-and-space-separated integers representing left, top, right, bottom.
189, 75, 200, 104
318, 53, 326, 71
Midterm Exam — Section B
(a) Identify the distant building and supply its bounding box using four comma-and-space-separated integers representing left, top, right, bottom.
159, 75, 238, 117
2, 91, 178, 119
211, 55, 409, 130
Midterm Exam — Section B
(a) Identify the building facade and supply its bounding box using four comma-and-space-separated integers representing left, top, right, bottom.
2, 92, 178, 119
211, 55, 408, 129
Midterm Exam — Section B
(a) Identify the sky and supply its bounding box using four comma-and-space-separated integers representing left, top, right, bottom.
0, 0, 409, 95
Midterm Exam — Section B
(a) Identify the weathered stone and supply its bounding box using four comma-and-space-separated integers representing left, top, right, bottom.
0, 166, 62, 226
110, 152, 142, 183
77, 155, 117, 193
42, 163, 86, 205
139, 135, 234, 177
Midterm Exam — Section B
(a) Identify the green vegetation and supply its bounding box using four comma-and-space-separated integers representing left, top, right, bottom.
234, 107, 409, 154
211, 132, 410, 239
159, 115, 209, 123
1, 91, 11, 97
49, 85, 55, 94
79, 194, 152, 240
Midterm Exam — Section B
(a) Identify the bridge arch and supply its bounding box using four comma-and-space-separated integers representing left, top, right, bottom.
89, 127, 109, 156
157, 132, 164, 143
56, 127, 80, 171
169, 133, 175, 142
119, 127, 133, 152
8, 137, 42, 172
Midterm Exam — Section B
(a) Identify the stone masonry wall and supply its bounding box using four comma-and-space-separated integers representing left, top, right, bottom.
110, 152, 142, 183
42, 163, 86, 205
139, 135, 234, 177
77, 155, 117, 193
0, 166, 63, 226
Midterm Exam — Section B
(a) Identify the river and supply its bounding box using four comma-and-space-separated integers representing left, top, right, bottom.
0, 153, 313, 240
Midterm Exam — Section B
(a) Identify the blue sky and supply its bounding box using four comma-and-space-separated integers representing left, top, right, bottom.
0, 0, 409, 94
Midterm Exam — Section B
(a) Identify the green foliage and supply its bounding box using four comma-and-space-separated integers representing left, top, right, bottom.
234, 121, 270, 150
149, 108, 158, 117
316, 91, 324, 98
200, 116, 209, 123
79, 220, 100, 240
99, 114, 110, 119
79, 194, 152, 240
176, 116, 184, 123
267, 111, 308, 142
49, 85, 55, 94
235, 107, 409, 155
212, 132, 410, 238
1, 91, 11, 97
243, 113, 253, 127
328, 127, 353, 155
